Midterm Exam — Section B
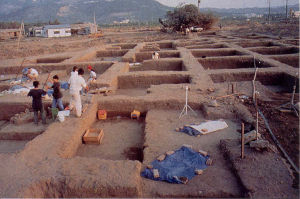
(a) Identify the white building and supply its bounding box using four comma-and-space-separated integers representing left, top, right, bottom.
294, 11, 300, 18
29, 27, 43, 37
42, 24, 71, 38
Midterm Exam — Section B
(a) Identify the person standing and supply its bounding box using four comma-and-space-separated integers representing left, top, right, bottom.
70, 66, 78, 78
46, 75, 64, 111
68, 68, 88, 117
27, 81, 46, 125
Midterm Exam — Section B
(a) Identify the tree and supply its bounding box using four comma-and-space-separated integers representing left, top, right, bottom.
159, 4, 217, 32
49, 19, 60, 25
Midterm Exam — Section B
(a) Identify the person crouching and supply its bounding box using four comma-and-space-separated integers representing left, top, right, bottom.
87, 65, 97, 85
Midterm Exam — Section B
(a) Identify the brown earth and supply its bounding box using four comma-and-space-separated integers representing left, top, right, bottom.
0, 21, 299, 198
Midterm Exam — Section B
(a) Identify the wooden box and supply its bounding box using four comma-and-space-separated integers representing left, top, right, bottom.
82, 128, 104, 144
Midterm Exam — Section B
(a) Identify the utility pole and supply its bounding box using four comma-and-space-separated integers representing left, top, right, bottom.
198, 0, 201, 10
268, 0, 271, 24
285, 0, 288, 22
94, 11, 96, 25
17, 20, 25, 50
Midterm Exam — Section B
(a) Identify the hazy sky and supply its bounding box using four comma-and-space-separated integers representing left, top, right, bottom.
156, 0, 299, 9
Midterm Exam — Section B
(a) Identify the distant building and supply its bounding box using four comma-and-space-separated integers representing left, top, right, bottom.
0, 29, 20, 40
42, 24, 71, 38
71, 23, 98, 35
294, 11, 300, 18
113, 19, 130, 24
28, 26, 43, 37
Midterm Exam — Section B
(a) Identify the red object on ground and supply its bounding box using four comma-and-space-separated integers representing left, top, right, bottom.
98, 110, 107, 120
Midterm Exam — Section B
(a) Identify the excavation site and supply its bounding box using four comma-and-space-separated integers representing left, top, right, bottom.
0, 11, 299, 198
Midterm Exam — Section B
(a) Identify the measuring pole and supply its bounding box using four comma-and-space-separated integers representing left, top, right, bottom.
241, 123, 245, 159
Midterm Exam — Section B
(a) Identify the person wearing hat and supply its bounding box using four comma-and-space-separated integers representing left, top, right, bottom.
87, 65, 97, 85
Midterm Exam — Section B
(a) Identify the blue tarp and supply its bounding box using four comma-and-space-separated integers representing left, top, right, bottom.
10, 85, 24, 91
141, 146, 209, 184
60, 81, 69, 90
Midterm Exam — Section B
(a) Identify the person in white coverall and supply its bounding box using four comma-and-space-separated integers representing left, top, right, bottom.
68, 68, 88, 117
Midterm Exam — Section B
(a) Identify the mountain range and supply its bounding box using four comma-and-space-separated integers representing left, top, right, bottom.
202, 4, 299, 17
0, 0, 299, 24
0, 0, 172, 24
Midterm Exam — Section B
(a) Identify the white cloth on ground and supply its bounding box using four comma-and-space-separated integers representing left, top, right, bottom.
57, 110, 70, 122
189, 120, 228, 135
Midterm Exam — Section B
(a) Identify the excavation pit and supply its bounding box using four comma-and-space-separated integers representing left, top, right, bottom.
114, 88, 148, 97
95, 50, 129, 61
0, 140, 28, 153
186, 43, 228, 49
76, 115, 145, 162
117, 72, 190, 89
36, 57, 70, 63
210, 72, 299, 93
157, 42, 175, 50
0, 122, 48, 140
199, 56, 272, 70
176, 40, 213, 47
192, 49, 245, 58
112, 43, 137, 49
135, 51, 180, 62
235, 41, 278, 48
95, 57, 122, 62
249, 46, 299, 55
269, 55, 299, 68
129, 59, 185, 72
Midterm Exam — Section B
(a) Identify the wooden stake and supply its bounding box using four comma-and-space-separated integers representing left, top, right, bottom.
255, 92, 259, 140
241, 123, 245, 159
231, 83, 234, 94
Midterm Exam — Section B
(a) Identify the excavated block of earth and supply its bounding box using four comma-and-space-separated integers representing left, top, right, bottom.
219, 139, 297, 198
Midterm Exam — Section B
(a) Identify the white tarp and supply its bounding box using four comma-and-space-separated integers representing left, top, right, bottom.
189, 120, 228, 135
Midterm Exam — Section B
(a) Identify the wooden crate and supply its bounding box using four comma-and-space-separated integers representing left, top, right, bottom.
82, 128, 104, 144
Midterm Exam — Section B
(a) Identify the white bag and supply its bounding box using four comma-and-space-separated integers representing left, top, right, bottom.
57, 110, 70, 122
